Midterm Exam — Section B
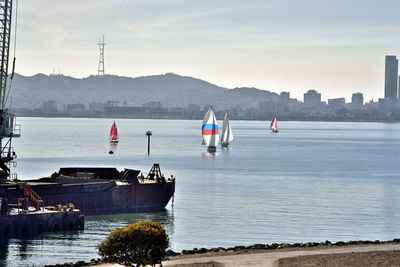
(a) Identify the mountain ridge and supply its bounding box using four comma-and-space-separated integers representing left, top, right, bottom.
9, 73, 280, 110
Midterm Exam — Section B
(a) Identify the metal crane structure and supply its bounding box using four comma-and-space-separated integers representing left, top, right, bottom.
0, 0, 20, 184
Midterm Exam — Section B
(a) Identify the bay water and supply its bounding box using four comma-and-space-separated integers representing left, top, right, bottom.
2, 117, 400, 266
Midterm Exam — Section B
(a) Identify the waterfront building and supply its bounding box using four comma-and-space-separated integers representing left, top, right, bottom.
106, 101, 120, 107
378, 98, 393, 118
42, 100, 58, 115
187, 104, 200, 113
143, 101, 162, 108
304, 90, 322, 109
64, 103, 85, 111
351, 93, 364, 109
280, 92, 290, 104
89, 102, 105, 111
328, 98, 346, 111
384, 55, 398, 100
258, 101, 277, 117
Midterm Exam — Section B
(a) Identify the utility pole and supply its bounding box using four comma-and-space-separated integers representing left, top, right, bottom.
97, 34, 105, 75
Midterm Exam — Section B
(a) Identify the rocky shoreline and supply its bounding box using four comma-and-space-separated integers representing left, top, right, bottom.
44, 238, 400, 267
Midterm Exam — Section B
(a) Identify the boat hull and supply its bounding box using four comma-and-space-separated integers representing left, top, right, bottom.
207, 146, 217, 152
7, 167, 175, 216
221, 142, 229, 147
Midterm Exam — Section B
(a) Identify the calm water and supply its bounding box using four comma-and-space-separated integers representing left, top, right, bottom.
1, 117, 400, 266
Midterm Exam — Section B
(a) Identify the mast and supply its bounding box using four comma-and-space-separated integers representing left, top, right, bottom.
0, 0, 20, 183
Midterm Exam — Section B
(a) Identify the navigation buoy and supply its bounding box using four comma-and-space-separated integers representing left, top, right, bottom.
146, 130, 152, 155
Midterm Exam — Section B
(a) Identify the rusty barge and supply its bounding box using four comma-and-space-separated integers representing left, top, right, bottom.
7, 164, 175, 216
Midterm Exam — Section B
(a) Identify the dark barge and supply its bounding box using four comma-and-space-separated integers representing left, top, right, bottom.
7, 164, 176, 216
0, 208, 84, 239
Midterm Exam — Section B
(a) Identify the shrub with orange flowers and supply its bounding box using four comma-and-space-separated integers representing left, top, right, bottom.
98, 220, 169, 267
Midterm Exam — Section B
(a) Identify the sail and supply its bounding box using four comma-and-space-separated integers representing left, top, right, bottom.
221, 112, 234, 143
110, 121, 119, 142
202, 109, 219, 147
270, 117, 278, 132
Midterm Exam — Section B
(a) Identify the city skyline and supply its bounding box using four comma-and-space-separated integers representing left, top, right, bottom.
14, 0, 400, 101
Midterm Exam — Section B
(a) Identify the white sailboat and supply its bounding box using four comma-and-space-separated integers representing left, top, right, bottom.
220, 112, 234, 147
202, 109, 219, 152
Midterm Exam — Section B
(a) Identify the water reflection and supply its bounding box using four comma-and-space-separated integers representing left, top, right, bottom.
0, 211, 175, 266
221, 146, 231, 152
0, 240, 8, 262
202, 152, 219, 158
109, 143, 118, 154
87, 210, 175, 239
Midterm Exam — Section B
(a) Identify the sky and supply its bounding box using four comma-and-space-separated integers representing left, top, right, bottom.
12, 0, 400, 101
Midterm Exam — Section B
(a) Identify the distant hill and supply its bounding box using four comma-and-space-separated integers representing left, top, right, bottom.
8, 73, 280, 109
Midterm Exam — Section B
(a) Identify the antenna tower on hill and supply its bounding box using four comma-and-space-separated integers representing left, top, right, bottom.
97, 34, 105, 75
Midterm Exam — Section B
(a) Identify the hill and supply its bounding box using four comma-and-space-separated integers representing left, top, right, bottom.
8, 73, 279, 110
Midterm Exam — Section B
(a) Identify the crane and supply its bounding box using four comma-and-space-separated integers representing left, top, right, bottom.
0, 0, 20, 184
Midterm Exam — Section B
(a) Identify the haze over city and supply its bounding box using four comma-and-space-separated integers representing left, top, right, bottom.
14, 0, 400, 102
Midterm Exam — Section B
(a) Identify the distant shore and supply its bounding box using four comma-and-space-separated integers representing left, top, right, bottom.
16, 115, 400, 123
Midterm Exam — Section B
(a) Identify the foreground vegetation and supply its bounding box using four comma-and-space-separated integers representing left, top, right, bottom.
98, 220, 169, 267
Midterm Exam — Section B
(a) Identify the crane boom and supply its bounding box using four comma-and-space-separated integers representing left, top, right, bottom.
0, 0, 12, 109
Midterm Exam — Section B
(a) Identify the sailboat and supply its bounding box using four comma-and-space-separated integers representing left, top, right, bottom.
220, 112, 234, 147
270, 117, 278, 134
109, 121, 119, 143
202, 109, 219, 152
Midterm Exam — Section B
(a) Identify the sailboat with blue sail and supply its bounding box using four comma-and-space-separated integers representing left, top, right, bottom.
202, 109, 219, 152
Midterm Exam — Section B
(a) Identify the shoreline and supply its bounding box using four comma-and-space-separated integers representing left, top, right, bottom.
43, 238, 400, 267
16, 115, 400, 123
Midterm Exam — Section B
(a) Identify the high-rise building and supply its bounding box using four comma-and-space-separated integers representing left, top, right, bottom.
398, 75, 400, 99
384, 55, 398, 99
304, 90, 322, 108
351, 93, 364, 109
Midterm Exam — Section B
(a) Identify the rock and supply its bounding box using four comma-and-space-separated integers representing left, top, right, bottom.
199, 248, 208, 253
269, 243, 279, 249
277, 243, 290, 249
166, 249, 178, 257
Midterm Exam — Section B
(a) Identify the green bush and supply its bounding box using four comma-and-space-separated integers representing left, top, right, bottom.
98, 220, 169, 267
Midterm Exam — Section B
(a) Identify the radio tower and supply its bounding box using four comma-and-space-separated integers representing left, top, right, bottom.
97, 34, 105, 75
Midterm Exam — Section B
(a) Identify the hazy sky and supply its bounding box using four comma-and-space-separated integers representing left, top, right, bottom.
13, 0, 400, 101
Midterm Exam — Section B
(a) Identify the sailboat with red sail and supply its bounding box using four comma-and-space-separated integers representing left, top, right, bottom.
110, 121, 119, 143
270, 117, 278, 134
